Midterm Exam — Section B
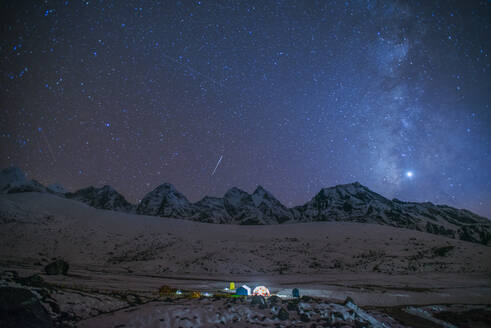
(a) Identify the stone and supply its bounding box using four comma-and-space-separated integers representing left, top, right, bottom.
251, 295, 266, 307
343, 296, 355, 306
44, 259, 69, 275
268, 295, 280, 305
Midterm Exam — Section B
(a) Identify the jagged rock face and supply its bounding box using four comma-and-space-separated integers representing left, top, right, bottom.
193, 196, 231, 224
137, 183, 194, 218
223, 187, 266, 225
223, 187, 255, 208
298, 183, 387, 224
68, 180, 491, 244
191, 186, 292, 224
1, 166, 489, 245
252, 186, 294, 224
5, 180, 48, 194
412, 203, 491, 244
293, 182, 491, 245
0, 167, 48, 194
294, 182, 417, 226
66, 185, 135, 213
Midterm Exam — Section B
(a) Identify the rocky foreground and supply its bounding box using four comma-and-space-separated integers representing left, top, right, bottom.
1, 269, 490, 328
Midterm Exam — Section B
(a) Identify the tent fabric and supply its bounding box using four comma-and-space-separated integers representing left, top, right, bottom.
253, 286, 270, 296
241, 285, 251, 295
229, 282, 236, 290
292, 288, 300, 298
235, 287, 248, 296
190, 291, 201, 298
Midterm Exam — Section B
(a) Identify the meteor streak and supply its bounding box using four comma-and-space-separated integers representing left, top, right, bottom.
211, 155, 223, 176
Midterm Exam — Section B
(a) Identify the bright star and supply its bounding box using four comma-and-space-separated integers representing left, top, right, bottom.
406, 171, 413, 178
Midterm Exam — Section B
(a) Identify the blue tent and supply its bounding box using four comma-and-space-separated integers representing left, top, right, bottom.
236, 287, 248, 296
292, 288, 300, 298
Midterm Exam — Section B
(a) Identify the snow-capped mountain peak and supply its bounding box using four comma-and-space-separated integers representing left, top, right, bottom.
66, 185, 135, 213
136, 183, 193, 217
223, 187, 253, 207
0, 167, 47, 194
1, 166, 489, 245
251, 185, 274, 206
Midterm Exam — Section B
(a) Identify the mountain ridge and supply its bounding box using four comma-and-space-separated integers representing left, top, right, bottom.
1, 166, 489, 245
66, 185, 135, 213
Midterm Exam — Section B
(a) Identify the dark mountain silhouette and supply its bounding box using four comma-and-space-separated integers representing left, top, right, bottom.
66, 185, 135, 213
1, 167, 489, 245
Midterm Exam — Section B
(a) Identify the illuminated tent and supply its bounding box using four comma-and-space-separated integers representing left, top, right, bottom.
242, 285, 252, 295
253, 286, 270, 296
236, 286, 249, 296
190, 291, 201, 298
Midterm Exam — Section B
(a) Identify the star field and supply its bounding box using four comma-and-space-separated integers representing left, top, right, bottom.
1, 1, 490, 217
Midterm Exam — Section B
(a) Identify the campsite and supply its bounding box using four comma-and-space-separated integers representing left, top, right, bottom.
3, 0, 491, 326
1, 192, 491, 327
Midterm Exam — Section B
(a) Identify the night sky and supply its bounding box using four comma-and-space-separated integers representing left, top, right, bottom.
1, 1, 490, 217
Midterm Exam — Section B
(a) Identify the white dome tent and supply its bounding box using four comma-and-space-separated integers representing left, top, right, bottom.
252, 286, 270, 296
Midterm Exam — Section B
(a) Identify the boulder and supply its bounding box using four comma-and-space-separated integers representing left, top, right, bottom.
44, 259, 69, 275
251, 295, 267, 308
343, 296, 355, 306
268, 295, 280, 305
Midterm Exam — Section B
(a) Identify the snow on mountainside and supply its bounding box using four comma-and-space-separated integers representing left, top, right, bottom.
293, 182, 491, 245
252, 185, 294, 224
47, 182, 67, 194
193, 196, 230, 223
1, 167, 489, 245
133, 182, 490, 244
66, 185, 135, 213
222, 186, 267, 225
136, 183, 195, 218
137, 184, 290, 225
0, 167, 47, 194
134, 185, 277, 225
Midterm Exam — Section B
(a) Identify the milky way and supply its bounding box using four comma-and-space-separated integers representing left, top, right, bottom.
1, 1, 490, 217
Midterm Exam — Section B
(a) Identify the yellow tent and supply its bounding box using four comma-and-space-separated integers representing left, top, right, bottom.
229, 282, 236, 290
190, 291, 201, 298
